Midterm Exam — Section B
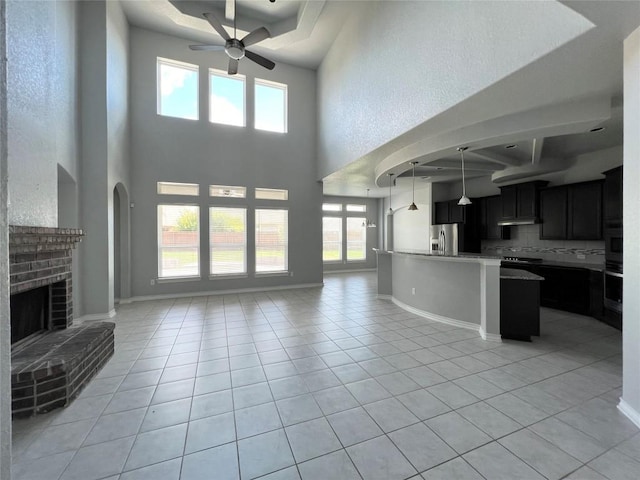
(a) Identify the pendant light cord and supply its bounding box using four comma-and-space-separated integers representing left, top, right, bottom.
412, 163, 416, 203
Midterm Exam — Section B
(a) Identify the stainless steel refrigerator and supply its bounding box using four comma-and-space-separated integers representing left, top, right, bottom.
430, 223, 479, 254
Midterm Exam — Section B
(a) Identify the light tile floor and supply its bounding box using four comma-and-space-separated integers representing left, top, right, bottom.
11, 272, 640, 480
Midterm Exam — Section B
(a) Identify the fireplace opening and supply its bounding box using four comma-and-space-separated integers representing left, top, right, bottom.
11, 286, 50, 347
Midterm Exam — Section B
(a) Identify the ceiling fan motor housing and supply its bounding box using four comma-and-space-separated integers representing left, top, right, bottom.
226, 38, 245, 60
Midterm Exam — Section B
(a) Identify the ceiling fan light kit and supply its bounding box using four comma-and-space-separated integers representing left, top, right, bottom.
189, 1, 276, 75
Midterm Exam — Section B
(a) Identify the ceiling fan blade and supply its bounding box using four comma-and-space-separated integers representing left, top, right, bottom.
203, 12, 231, 41
189, 44, 225, 51
244, 50, 275, 70
228, 58, 239, 75
241, 27, 270, 47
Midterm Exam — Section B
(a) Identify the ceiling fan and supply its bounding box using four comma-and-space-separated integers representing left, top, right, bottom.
189, 1, 275, 76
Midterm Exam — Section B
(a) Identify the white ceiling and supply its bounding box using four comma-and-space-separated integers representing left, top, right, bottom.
120, 0, 640, 197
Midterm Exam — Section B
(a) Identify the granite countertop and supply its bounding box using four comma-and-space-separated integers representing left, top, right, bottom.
500, 267, 545, 281
501, 258, 605, 272
375, 248, 501, 261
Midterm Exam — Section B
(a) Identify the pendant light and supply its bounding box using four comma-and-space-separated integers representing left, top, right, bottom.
362, 189, 377, 228
408, 161, 419, 211
457, 147, 472, 206
387, 173, 394, 214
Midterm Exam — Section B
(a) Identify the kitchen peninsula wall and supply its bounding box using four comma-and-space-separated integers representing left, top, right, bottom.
482, 223, 604, 264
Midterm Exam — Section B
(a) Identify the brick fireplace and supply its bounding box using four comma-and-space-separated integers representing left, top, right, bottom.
9, 226, 115, 417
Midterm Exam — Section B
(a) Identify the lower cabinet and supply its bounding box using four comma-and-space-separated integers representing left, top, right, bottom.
501, 263, 594, 316
538, 265, 590, 315
500, 278, 541, 341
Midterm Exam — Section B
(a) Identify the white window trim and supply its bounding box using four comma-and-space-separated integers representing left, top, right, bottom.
157, 203, 201, 280
157, 57, 199, 121
209, 205, 248, 276
255, 207, 289, 274
209, 68, 246, 127
254, 78, 288, 133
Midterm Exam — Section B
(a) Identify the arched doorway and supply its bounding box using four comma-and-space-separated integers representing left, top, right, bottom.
113, 183, 131, 302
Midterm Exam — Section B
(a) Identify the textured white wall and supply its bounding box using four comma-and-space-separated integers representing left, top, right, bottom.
317, 0, 592, 180
0, 3, 10, 477
381, 181, 432, 252
7, 0, 80, 226
129, 27, 322, 297
622, 25, 640, 426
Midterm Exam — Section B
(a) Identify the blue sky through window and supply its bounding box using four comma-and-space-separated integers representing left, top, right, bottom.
210, 72, 245, 126
255, 82, 287, 133
158, 60, 198, 120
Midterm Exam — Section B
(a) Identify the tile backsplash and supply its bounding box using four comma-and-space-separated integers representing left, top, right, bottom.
482, 224, 605, 265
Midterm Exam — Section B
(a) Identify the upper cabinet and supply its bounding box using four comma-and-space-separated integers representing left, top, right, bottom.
539, 180, 603, 240
480, 195, 510, 240
499, 181, 548, 224
434, 199, 469, 224
540, 186, 568, 239
568, 181, 603, 240
603, 166, 623, 227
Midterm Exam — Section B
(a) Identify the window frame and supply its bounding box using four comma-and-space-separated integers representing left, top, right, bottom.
322, 216, 343, 263
157, 203, 201, 280
156, 57, 199, 121
209, 206, 248, 278
208, 68, 246, 127
255, 188, 289, 201
346, 216, 367, 262
254, 78, 288, 133
255, 207, 289, 275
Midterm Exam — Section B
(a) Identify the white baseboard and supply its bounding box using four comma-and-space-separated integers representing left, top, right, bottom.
324, 268, 376, 274
479, 328, 503, 343
618, 398, 640, 429
127, 282, 324, 303
392, 297, 481, 334
377, 294, 392, 300
76, 309, 116, 322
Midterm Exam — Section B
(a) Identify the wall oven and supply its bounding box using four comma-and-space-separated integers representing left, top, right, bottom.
605, 227, 623, 264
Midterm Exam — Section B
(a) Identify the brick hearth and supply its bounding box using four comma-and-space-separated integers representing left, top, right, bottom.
9, 226, 116, 417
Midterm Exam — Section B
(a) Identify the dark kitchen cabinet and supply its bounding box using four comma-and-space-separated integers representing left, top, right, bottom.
538, 265, 590, 315
540, 187, 568, 239
501, 262, 593, 316
589, 270, 604, 321
434, 201, 450, 224
539, 181, 603, 240
501, 185, 517, 220
603, 166, 622, 227
434, 199, 471, 224
568, 181, 603, 240
480, 195, 510, 240
500, 181, 547, 222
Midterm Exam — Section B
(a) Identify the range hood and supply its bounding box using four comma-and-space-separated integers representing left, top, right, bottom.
497, 218, 540, 226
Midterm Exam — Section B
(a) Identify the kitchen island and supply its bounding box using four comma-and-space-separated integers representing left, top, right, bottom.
375, 249, 502, 341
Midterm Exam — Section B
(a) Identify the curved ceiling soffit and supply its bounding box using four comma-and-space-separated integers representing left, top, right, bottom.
167, 0, 326, 50
373, 97, 611, 188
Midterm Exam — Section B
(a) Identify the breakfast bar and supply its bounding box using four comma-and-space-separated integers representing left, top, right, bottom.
375, 249, 503, 341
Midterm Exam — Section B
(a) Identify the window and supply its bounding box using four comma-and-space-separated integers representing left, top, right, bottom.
255, 188, 288, 201
157, 182, 199, 196
346, 204, 366, 212
157, 58, 198, 120
256, 209, 288, 273
322, 203, 342, 212
209, 69, 245, 127
322, 217, 342, 262
210, 185, 246, 198
210, 207, 246, 275
346, 217, 367, 261
158, 205, 200, 278
255, 79, 287, 133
